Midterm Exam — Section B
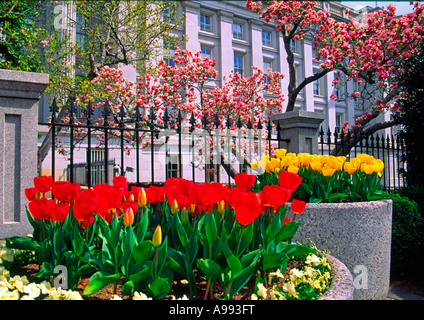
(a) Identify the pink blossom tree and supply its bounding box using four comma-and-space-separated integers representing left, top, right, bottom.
246, 0, 424, 156
75, 47, 285, 178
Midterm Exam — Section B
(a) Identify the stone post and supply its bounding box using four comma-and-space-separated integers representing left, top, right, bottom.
271, 110, 325, 154
0, 70, 49, 239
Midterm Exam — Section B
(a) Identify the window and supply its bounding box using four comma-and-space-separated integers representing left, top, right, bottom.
200, 14, 211, 32
233, 23, 243, 40
263, 59, 272, 84
167, 155, 180, 178
234, 53, 244, 76
163, 39, 175, 66
201, 46, 212, 59
335, 114, 342, 133
294, 64, 301, 87
290, 39, 297, 53
76, 12, 87, 46
163, 8, 176, 24
262, 30, 271, 46
313, 71, 320, 95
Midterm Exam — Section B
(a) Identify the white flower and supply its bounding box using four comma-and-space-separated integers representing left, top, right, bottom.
282, 282, 298, 298
133, 291, 152, 300
24, 282, 41, 298
111, 295, 123, 300
256, 283, 268, 300
305, 254, 321, 266
20, 295, 35, 300
268, 269, 284, 283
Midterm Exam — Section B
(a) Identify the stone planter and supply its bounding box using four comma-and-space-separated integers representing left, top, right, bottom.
318, 254, 354, 300
288, 200, 393, 300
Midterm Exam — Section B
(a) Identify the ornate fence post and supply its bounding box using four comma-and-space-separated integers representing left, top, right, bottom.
0, 70, 49, 238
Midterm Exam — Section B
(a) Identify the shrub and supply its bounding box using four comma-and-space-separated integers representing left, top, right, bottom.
390, 192, 424, 278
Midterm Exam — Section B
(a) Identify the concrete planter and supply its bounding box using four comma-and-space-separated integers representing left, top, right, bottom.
318, 254, 354, 300
288, 200, 393, 300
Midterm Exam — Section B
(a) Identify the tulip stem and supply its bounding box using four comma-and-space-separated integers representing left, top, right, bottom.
236, 225, 245, 257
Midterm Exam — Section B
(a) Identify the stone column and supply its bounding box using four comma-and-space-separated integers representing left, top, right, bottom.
0, 70, 49, 238
271, 110, 325, 155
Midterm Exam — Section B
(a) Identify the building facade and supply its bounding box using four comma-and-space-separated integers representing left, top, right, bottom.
37, 1, 399, 185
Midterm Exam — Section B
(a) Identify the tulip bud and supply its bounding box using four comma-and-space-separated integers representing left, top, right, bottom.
188, 203, 196, 215
138, 188, 147, 208
152, 225, 162, 247
128, 194, 135, 201
181, 209, 189, 226
123, 207, 134, 227
217, 200, 226, 214
171, 199, 178, 215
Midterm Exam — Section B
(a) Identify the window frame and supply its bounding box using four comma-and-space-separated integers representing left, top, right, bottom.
262, 30, 271, 47
234, 52, 244, 76
200, 14, 212, 32
232, 22, 243, 40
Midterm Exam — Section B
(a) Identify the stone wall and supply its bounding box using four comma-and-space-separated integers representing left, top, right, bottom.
0, 70, 49, 239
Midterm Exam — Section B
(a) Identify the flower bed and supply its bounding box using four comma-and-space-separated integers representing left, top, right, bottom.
3, 170, 337, 300
251, 150, 392, 300
251, 150, 388, 203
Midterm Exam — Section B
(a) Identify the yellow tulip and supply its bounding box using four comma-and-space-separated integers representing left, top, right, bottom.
310, 161, 322, 172
217, 200, 226, 214
171, 199, 178, 215
360, 163, 374, 174
322, 166, 335, 177
351, 158, 362, 170
275, 148, 287, 159
152, 225, 162, 247
343, 162, 357, 175
250, 162, 258, 169
287, 166, 299, 174
270, 158, 281, 170
138, 187, 147, 208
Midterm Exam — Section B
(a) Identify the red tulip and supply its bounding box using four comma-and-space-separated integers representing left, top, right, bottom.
167, 194, 187, 210
50, 202, 70, 222
52, 181, 81, 203
28, 198, 54, 220
291, 199, 307, 214
33, 176, 53, 193
278, 170, 302, 192
233, 192, 262, 225
113, 176, 129, 191
202, 182, 229, 205
119, 200, 138, 216
234, 173, 256, 192
165, 177, 193, 196
260, 185, 292, 210
25, 187, 39, 201
73, 189, 97, 222
145, 185, 165, 203
81, 215, 95, 229
94, 184, 125, 210
282, 215, 292, 226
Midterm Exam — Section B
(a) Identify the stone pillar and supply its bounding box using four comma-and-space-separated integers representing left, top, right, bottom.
271, 110, 325, 155
0, 70, 49, 238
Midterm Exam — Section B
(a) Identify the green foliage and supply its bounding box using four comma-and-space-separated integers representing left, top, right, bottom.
0, 0, 45, 71
395, 42, 424, 186
390, 192, 424, 278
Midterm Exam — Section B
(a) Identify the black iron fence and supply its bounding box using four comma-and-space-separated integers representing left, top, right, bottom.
38, 99, 407, 191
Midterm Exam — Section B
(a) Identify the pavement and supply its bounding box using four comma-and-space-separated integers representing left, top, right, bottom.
386, 288, 424, 300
